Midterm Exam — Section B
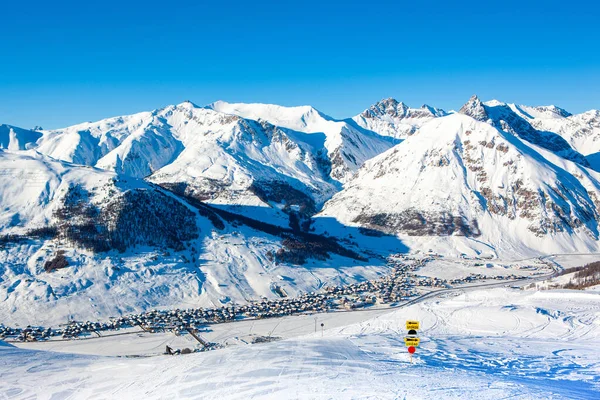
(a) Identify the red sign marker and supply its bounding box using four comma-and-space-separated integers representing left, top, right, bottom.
407, 346, 416, 354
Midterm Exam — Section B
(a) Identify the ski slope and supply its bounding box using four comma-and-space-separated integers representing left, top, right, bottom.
2, 286, 599, 399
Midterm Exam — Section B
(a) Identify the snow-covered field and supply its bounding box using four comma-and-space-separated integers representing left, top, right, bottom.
415, 257, 546, 280
2, 286, 599, 399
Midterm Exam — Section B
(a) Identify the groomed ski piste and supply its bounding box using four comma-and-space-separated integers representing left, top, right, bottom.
1, 255, 599, 399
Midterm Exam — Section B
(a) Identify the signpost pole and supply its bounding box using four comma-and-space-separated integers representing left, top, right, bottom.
405, 320, 420, 364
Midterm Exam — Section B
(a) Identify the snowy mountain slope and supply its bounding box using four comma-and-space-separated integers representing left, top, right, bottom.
524, 108, 600, 167
318, 113, 600, 257
208, 100, 396, 182
0, 148, 202, 255
460, 95, 591, 167
147, 103, 339, 220
563, 110, 600, 154
2, 286, 598, 399
0, 149, 125, 232
0, 150, 382, 326
509, 103, 572, 120
477, 101, 600, 169
29, 102, 344, 226
352, 97, 447, 138
0, 124, 41, 151
0, 149, 200, 323
485, 101, 600, 157
35, 110, 169, 171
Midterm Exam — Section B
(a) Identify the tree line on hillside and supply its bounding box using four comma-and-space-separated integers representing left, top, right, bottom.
1, 184, 199, 257
157, 181, 366, 265
560, 261, 600, 289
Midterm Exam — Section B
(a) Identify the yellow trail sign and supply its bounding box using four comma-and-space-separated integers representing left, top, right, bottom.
406, 320, 420, 330
404, 337, 420, 347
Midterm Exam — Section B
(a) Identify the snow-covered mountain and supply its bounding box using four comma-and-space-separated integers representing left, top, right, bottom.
458, 99, 600, 170
22, 101, 396, 227
502, 104, 600, 169
0, 149, 379, 326
352, 98, 447, 138
319, 112, 600, 257
0, 124, 42, 151
478, 100, 600, 158
0, 149, 199, 247
207, 100, 396, 181
35, 109, 179, 175
459, 95, 591, 168
3, 96, 600, 251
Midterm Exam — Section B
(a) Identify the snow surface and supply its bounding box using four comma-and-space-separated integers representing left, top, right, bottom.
0, 125, 42, 151
2, 286, 599, 399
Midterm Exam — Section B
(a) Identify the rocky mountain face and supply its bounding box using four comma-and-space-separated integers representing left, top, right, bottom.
524, 105, 572, 119
207, 101, 396, 182
460, 99, 600, 170
525, 109, 600, 165
459, 95, 591, 167
352, 98, 447, 138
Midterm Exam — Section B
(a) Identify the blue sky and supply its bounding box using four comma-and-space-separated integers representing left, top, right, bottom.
1, 0, 599, 129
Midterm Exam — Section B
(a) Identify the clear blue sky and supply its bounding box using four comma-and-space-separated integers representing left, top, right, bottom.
1, 0, 599, 129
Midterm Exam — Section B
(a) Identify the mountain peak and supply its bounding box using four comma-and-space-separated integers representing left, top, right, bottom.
420, 104, 447, 117
484, 99, 506, 107
575, 109, 600, 126
459, 95, 488, 121
532, 105, 572, 118
377, 97, 401, 107
0, 123, 43, 151
206, 101, 332, 127
362, 98, 408, 119
176, 100, 200, 109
